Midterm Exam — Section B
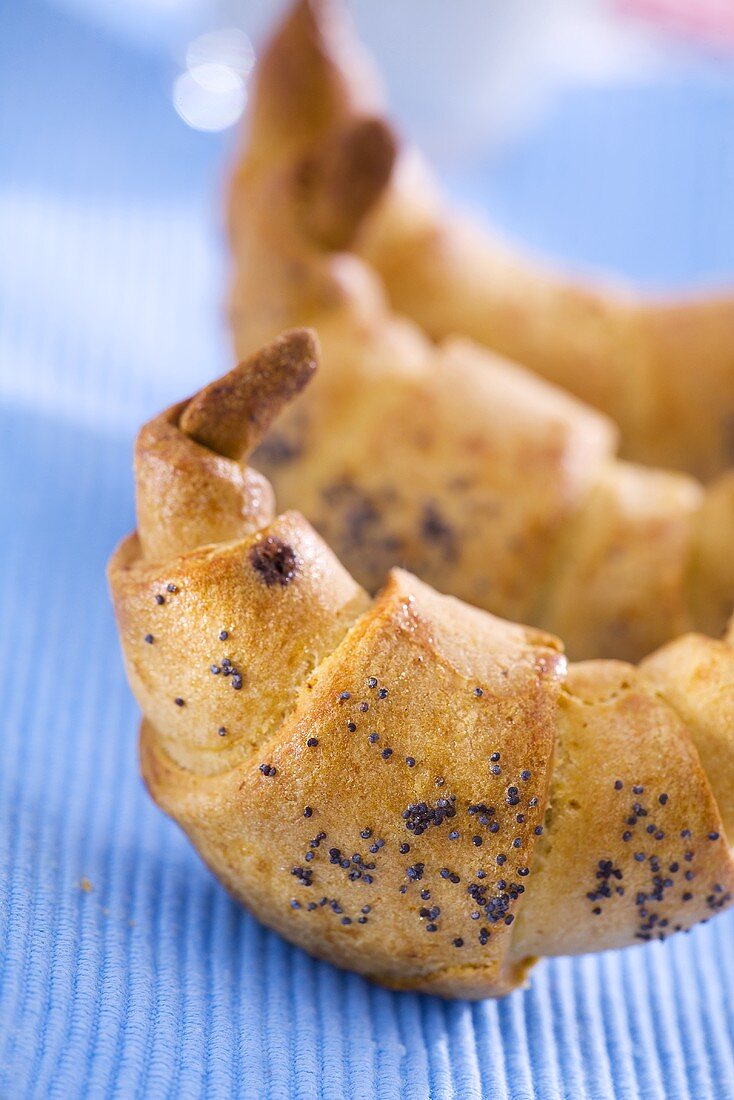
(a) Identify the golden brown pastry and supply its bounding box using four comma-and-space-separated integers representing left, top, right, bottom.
109, 331, 734, 999
232, 0, 734, 480
227, 6, 734, 663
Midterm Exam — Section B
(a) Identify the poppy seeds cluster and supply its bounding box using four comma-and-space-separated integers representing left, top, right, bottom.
137, 570, 732, 967
110, 321, 734, 997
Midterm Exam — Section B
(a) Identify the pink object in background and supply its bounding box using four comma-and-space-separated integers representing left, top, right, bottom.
616, 0, 734, 49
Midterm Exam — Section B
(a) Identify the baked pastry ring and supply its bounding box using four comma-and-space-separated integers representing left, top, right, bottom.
228, 5, 734, 663
109, 331, 734, 999
232, 0, 734, 481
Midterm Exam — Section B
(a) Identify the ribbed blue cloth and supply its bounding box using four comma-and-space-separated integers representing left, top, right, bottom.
2, 3, 734, 1097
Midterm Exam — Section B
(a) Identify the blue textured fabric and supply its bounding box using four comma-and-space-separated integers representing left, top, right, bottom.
2, 3, 734, 1097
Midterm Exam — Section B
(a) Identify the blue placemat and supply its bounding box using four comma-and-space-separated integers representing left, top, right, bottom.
2, 3, 734, 1097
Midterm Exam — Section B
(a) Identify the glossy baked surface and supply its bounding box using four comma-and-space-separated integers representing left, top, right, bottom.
4, 1, 734, 1096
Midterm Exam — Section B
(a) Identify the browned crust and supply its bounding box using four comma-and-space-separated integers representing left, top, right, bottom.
238, 0, 734, 480
224, 0, 734, 662
180, 328, 319, 460
108, 334, 734, 1000
294, 119, 398, 251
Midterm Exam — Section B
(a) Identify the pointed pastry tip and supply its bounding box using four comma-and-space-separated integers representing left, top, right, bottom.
296, 116, 398, 250
180, 329, 319, 461
278, 0, 344, 55
292, 0, 332, 33
249, 0, 381, 150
